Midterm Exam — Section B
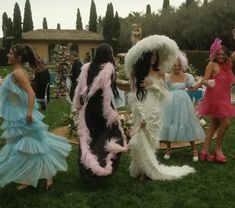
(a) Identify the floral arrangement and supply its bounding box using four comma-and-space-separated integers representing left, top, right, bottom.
118, 111, 133, 140
115, 54, 128, 81
187, 63, 199, 78
51, 45, 71, 98
64, 111, 79, 137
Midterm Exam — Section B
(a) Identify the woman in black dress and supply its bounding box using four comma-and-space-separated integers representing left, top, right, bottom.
73, 44, 127, 181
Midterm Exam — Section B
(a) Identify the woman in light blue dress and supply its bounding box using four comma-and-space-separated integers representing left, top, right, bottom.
0, 44, 71, 189
160, 53, 205, 161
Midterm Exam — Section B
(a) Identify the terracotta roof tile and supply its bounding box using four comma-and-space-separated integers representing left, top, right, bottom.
22, 29, 104, 41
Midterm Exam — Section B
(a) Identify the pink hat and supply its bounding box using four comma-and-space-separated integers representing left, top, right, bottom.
209, 38, 222, 60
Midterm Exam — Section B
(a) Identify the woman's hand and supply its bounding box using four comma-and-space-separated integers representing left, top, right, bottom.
141, 80, 153, 89
140, 120, 146, 128
26, 113, 33, 123
207, 79, 216, 87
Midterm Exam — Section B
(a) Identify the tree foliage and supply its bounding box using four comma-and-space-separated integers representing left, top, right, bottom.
57, 23, 61, 30
76, 8, 83, 30
146, 4, 151, 15
7, 18, 13, 37
2, 12, 8, 38
2, 12, 8, 48
23, 0, 34, 32
118, 0, 235, 52
162, 0, 170, 13
43, 17, 48, 29
103, 3, 114, 44
88, 0, 97, 32
13, 3, 22, 43
112, 12, 121, 54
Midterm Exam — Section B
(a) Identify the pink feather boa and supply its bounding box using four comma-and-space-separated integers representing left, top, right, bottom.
73, 62, 128, 176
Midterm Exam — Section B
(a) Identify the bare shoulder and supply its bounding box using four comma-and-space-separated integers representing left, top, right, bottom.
207, 61, 215, 68
231, 52, 235, 61
12, 69, 28, 83
205, 61, 217, 72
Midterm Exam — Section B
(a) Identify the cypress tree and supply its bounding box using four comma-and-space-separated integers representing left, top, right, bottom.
57, 23, 61, 30
13, 3, 22, 43
112, 11, 120, 54
76, 8, 83, 30
113, 12, 120, 40
88, 0, 97, 32
43, 17, 48, 29
103, 3, 114, 44
186, 0, 195, 6
6, 18, 13, 50
23, 0, 34, 32
2, 12, 8, 48
2, 12, 8, 37
146, 4, 151, 15
162, 0, 170, 13
7, 18, 13, 36
1, 13, 12, 52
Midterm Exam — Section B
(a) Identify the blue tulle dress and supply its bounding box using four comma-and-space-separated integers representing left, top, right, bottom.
0, 73, 71, 188
160, 73, 205, 142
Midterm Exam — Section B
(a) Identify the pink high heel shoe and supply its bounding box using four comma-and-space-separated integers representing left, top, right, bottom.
199, 151, 215, 162
215, 154, 227, 163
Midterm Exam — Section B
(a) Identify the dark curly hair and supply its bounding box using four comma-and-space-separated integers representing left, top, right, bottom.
132, 50, 159, 101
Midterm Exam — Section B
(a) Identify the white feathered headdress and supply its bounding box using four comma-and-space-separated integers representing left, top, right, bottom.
124, 35, 179, 78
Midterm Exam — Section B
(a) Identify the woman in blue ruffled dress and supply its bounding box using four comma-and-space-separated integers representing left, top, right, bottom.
0, 44, 71, 189
160, 52, 205, 161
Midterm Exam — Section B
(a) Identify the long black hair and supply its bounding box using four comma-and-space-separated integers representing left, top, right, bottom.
132, 50, 159, 101
11, 44, 42, 71
87, 43, 119, 98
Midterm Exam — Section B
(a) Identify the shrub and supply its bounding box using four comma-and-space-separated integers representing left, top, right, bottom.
0, 48, 8, 66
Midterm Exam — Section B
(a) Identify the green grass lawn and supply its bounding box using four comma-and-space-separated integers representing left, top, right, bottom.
1, 99, 235, 208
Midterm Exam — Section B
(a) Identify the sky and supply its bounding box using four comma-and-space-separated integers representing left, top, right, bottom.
0, 0, 186, 37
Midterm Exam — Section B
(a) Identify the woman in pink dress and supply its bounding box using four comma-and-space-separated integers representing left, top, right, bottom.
198, 38, 235, 163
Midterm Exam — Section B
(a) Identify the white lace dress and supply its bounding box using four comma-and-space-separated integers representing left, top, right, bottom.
128, 76, 195, 180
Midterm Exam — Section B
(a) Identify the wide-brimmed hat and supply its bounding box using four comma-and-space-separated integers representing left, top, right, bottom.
124, 34, 179, 78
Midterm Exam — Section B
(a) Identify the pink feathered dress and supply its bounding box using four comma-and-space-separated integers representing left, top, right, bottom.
197, 61, 235, 118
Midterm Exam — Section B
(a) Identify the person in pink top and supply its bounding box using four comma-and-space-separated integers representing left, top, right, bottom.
198, 38, 235, 163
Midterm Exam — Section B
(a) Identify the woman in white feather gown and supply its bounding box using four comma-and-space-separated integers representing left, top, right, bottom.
125, 35, 195, 181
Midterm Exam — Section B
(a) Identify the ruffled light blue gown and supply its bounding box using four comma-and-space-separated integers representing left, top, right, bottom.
160, 73, 205, 142
0, 73, 71, 188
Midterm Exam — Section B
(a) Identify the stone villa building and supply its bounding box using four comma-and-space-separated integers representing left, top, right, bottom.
22, 29, 104, 63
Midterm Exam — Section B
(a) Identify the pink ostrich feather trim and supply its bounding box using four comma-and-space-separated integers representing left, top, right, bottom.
87, 62, 119, 126
77, 62, 127, 176
73, 63, 90, 110
105, 138, 128, 154
210, 38, 222, 60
